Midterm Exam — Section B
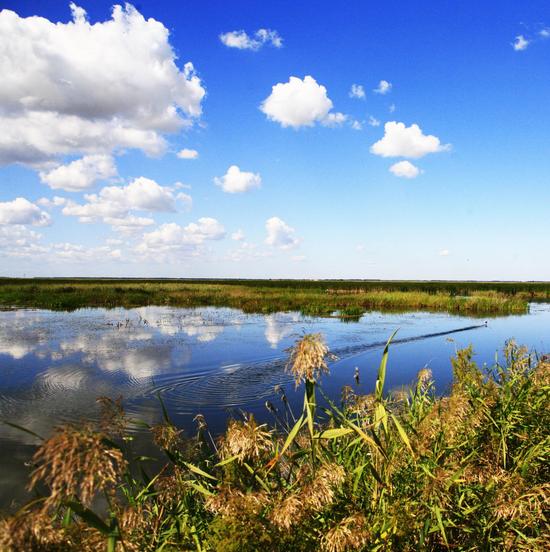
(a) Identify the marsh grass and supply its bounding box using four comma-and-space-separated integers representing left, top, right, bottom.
0, 278, 541, 315
1, 336, 549, 551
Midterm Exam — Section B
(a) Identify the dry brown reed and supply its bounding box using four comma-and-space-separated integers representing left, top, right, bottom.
219, 414, 273, 463
321, 514, 369, 552
28, 424, 126, 509
206, 487, 269, 517
286, 333, 331, 387
269, 463, 345, 530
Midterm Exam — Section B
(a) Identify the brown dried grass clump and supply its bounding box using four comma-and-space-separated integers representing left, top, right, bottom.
115, 504, 158, 552
29, 424, 126, 509
286, 333, 331, 387
206, 487, 269, 517
302, 463, 346, 511
321, 514, 369, 552
269, 463, 346, 530
416, 367, 433, 392
219, 414, 273, 463
151, 423, 183, 451
0, 510, 70, 552
532, 355, 550, 387
268, 493, 302, 530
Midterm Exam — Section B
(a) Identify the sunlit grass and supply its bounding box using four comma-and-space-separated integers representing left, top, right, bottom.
0, 278, 542, 314
1, 337, 548, 550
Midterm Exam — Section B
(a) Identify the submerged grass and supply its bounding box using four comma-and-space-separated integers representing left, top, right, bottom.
0, 278, 544, 315
1, 337, 548, 551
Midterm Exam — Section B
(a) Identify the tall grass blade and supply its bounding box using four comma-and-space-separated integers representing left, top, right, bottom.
375, 329, 398, 401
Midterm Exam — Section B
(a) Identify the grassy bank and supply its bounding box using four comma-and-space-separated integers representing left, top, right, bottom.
0, 278, 544, 315
2, 337, 548, 551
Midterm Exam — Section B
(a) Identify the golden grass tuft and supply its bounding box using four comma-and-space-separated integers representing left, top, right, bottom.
28, 424, 126, 509
286, 333, 331, 387
206, 487, 269, 517
219, 414, 273, 463
321, 514, 369, 552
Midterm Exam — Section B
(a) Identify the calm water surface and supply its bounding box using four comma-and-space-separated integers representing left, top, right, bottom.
1, 304, 549, 509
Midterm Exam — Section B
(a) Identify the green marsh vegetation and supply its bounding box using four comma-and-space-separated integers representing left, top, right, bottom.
1, 278, 548, 315
1, 335, 548, 551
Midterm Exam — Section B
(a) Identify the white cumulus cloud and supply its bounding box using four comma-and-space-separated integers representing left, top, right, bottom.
219, 28, 282, 50
321, 112, 347, 127
177, 148, 199, 160
439, 249, 450, 256
389, 160, 421, 179
39, 154, 117, 191
374, 80, 392, 94
0, 3, 205, 166
136, 218, 225, 256
349, 84, 365, 99
0, 197, 51, 226
371, 121, 450, 158
265, 217, 300, 249
61, 177, 188, 230
214, 165, 262, 193
260, 76, 343, 129
231, 229, 245, 241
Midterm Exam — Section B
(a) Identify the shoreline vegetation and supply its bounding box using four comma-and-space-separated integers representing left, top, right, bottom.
1, 336, 548, 550
1, 278, 549, 315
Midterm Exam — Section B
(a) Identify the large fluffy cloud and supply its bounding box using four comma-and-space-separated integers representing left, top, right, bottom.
0, 3, 205, 166
136, 218, 225, 256
0, 198, 51, 226
260, 76, 345, 129
39, 154, 117, 191
214, 165, 262, 193
265, 217, 300, 249
61, 177, 187, 230
219, 28, 282, 50
370, 122, 450, 158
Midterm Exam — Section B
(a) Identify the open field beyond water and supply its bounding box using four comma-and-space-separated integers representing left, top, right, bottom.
1, 278, 549, 315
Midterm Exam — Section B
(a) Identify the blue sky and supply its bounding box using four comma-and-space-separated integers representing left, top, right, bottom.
0, 0, 549, 279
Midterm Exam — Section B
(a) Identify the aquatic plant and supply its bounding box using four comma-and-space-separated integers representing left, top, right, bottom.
1, 336, 548, 551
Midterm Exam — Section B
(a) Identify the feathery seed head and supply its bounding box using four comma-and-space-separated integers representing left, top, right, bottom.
206, 487, 269, 517
321, 514, 369, 552
29, 424, 126, 509
220, 414, 273, 463
286, 333, 332, 387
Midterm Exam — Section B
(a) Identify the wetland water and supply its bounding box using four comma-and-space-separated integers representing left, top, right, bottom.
1, 304, 549, 509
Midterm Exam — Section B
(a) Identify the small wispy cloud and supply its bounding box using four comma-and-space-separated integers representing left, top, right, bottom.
439, 249, 450, 257
374, 80, 392, 94
177, 148, 199, 159
349, 83, 365, 99
220, 29, 282, 50
513, 34, 530, 51
512, 25, 549, 51
368, 115, 380, 127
